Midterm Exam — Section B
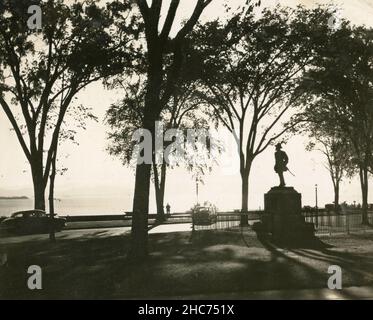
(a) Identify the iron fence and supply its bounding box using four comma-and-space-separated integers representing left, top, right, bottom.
303, 210, 373, 235
193, 212, 260, 231
192, 210, 373, 235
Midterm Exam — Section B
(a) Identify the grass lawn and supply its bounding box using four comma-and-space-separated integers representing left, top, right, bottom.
1, 228, 373, 299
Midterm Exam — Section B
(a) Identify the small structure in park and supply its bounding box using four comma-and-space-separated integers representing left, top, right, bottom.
255, 144, 315, 243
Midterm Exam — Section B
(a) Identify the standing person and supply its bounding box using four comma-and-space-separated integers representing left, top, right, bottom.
166, 203, 171, 216
274, 143, 289, 187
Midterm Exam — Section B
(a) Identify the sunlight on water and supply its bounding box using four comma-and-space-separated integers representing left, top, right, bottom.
0, 197, 131, 216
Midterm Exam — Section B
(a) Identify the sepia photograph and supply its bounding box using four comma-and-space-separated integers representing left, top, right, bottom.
1, 0, 373, 305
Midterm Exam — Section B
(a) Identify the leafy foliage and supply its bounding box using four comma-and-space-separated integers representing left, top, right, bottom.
0, 0, 136, 208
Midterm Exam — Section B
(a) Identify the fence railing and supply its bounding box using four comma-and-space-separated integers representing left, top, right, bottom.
60, 210, 373, 235
193, 212, 260, 231
192, 210, 373, 235
303, 210, 373, 235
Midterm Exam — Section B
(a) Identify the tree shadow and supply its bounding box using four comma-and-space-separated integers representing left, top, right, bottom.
254, 231, 373, 297
2, 229, 373, 299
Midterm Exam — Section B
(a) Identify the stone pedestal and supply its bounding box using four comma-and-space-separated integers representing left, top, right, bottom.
260, 186, 314, 242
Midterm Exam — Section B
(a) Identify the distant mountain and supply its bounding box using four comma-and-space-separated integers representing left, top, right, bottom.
0, 196, 29, 200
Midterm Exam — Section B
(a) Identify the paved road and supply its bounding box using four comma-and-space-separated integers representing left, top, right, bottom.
0, 220, 264, 244
149, 223, 192, 234
0, 223, 196, 244
0, 226, 131, 245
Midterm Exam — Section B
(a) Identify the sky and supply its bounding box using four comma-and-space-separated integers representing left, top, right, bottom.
1, 0, 373, 213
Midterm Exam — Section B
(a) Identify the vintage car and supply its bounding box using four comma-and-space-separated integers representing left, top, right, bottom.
1, 210, 66, 235
192, 205, 217, 225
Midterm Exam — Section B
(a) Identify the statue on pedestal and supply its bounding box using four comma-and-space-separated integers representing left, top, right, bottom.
253, 142, 316, 244
274, 143, 288, 187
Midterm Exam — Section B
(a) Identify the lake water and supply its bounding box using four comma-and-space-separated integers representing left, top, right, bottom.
0, 197, 132, 217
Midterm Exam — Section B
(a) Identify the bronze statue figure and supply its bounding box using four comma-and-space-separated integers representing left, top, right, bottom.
274, 143, 289, 187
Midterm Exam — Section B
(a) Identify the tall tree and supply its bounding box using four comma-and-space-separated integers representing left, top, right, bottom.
48, 102, 98, 241
305, 125, 353, 213
106, 76, 213, 222
0, 0, 133, 211
189, 5, 332, 224
299, 22, 373, 224
124, 0, 213, 260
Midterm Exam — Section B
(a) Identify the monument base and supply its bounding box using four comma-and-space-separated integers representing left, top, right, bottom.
256, 186, 315, 243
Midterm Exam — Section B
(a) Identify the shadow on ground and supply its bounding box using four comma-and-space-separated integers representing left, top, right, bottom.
1, 228, 373, 299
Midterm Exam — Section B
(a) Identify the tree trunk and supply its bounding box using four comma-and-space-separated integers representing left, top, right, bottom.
130, 120, 154, 261
240, 169, 250, 226
48, 151, 57, 242
32, 166, 46, 211
129, 42, 163, 261
334, 183, 340, 214
160, 162, 166, 212
129, 162, 152, 260
359, 165, 369, 225
153, 163, 165, 223
129, 93, 160, 260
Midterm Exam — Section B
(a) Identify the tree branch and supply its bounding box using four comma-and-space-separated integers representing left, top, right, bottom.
160, 0, 180, 42
0, 96, 31, 161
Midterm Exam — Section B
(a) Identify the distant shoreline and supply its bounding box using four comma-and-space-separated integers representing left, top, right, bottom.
0, 196, 29, 200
